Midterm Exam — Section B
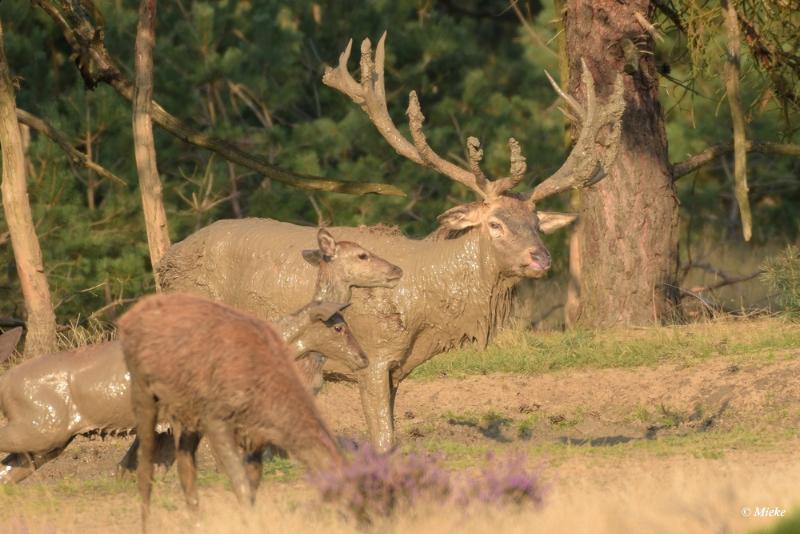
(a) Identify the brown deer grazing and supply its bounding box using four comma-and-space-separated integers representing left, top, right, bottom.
120, 293, 344, 522
0, 300, 357, 484
157, 33, 626, 451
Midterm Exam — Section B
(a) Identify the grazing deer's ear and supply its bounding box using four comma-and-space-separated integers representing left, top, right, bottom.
0, 327, 23, 364
309, 302, 350, 322
302, 249, 323, 265
437, 203, 484, 231
318, 228, 338, 258
538, 212, 577, 234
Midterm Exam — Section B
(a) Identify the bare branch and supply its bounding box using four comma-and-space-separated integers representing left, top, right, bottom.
723, 0, 751, 242
33, 1, 403, 197
16, 109, 126, 186
672, 141, 800, 178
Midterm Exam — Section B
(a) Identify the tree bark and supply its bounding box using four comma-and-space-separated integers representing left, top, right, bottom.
0, 18, 57, 356
133, 0, 169, 288
565, 1, 679, 326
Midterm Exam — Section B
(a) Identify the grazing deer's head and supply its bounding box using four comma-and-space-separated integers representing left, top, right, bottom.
303, 228, 403, 291
323, 33, 625, 280
293, 301, 368, 371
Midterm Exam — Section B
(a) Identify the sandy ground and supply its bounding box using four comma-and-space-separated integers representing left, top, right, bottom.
3, 353, 799, 533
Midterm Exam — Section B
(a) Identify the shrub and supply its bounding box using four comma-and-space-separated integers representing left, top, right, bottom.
761, 245, 800, 314
310, 445, 546, 523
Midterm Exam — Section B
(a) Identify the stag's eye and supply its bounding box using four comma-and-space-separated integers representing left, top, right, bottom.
488, 221, 503, 233
358, 253, 369, 260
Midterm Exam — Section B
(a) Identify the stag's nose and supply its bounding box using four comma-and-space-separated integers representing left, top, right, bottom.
530, 249, 551, 271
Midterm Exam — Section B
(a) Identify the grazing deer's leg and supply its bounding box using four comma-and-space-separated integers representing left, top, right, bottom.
204, 419, 252, 506
119, 432, 177, 477
244, 448, 265, 493
357, 360, 395, 452
175, 430, 201, 512
131, 379, 158, 526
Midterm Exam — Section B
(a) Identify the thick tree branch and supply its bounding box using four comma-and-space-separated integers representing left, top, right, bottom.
32, 0, 405, 197
671, 141, 800, 178
16, 108, 126, 186
133, 0, 170, 283
722, 1, 751, 241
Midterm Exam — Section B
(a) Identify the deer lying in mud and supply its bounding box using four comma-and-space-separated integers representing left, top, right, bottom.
0, 230, 397, 483
120, 293, 344, 521
157, 34, 626, 451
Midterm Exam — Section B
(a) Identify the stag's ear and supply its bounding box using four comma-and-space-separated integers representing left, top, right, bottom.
437, 203, 484, 231
302, 249, 322, 265
0, 327, 23, 364
538, 212, 577, 234
309, 302, 350, 322
318, 228, 338, 258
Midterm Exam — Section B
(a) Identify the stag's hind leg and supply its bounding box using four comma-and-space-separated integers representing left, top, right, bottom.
244, 448, 266, 493
204, 419, 252, 506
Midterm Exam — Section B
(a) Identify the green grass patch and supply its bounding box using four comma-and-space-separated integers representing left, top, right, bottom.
410, 318, 800, 379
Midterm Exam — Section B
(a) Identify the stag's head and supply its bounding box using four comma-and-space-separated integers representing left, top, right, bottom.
323, 33, 625, 280
304, 228, 404, 288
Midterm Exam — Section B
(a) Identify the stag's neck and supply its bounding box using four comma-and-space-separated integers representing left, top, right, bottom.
416, 229, 517, 348
313, 268, 351, 304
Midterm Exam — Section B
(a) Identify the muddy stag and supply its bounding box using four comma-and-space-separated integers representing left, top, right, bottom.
120, 294, 344, 522
157, 33, 626, 450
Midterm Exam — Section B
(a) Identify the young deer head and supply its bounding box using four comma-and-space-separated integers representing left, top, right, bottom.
288, 301, 368, 372
303, 228, 403, 300
323, 33, 625, 280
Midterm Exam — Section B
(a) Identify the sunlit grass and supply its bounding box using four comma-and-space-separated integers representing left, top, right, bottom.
411, 317, 800, 379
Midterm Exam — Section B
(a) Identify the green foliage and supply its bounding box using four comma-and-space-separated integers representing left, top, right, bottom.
0, 0, 798, 325
761, 245, 800, 314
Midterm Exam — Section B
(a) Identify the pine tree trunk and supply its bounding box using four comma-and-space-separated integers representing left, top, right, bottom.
133, 0, 170, 288
0, 18, 57, 356
565, 0, 679, 326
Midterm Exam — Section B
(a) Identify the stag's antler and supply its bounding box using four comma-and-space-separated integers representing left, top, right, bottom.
323, 32, 625, 203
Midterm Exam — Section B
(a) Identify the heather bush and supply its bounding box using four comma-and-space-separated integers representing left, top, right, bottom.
310, 445, 546, 523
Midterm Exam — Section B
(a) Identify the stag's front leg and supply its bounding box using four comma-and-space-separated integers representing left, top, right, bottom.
357, 360, 395, 452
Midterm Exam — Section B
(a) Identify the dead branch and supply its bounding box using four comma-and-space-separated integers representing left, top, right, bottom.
680, 261, 763, 297
671, 141, 800, 178
722, 1, 751, 241
32, 0, 404, 197
16, 108, 125, 186
133, 0, 170, 283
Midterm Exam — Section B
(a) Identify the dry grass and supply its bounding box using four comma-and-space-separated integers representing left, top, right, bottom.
2, 452, 798, 534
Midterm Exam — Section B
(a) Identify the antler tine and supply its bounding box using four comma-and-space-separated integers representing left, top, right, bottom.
508, 138, 527, 186
323, 32, 421, 164
544, 69, 585, 123
529, 60, 626, 204
467, 137, 488, 190
324, 32, 492, 200
407, 92, 489, 199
